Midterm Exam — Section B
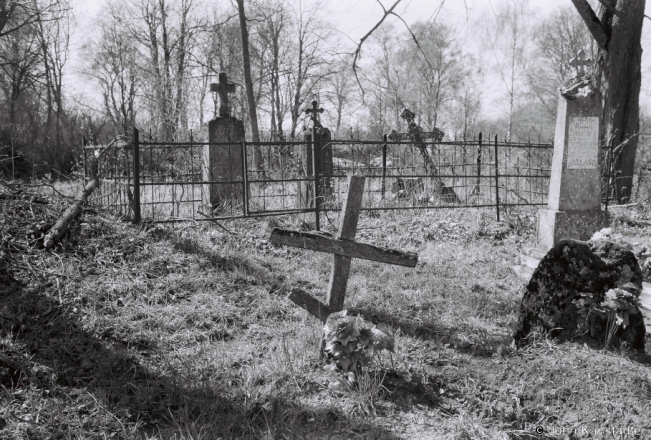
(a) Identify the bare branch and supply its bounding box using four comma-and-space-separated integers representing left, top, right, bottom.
351, 0, 402, 98
570, 0, 609, 50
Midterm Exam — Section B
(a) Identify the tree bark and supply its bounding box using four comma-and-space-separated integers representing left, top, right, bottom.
599, 0, 644, 203
236, 0, 262, 172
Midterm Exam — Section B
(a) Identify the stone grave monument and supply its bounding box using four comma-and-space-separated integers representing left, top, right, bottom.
515, 51, 608, 279
512, 51, 651, 337
297, 101, 334, 210
202, 72, 245, 212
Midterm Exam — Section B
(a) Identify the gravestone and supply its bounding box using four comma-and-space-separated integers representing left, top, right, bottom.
202, 72, 245, 211
514, 54, 609, 280
536, 83, 608, 250
297, 101, 334, 209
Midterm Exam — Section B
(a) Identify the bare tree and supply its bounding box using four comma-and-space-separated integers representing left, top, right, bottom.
236, 0, 260, 144
570, 0, 646, 203
408, 21, 471, 131
525, 6, 595, 118
121, 0, 200, 141
323, 58, 356, 136
286, 0, 332, 139
82, 7, 138, 136
35, 0, 70, 152
483, 0, 532, 142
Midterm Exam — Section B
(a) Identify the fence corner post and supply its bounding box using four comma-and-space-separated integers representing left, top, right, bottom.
311, 126, 321, 231
133, 127, 141, 224
382, 134, 388, 200
241, 140, 249, 217
494, 134, 500, 222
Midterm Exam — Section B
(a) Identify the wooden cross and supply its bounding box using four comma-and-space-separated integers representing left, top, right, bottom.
269, 175, 418, 323
570, 49, 591, 79
210, 72, 236, 118
305, 100, 324, 126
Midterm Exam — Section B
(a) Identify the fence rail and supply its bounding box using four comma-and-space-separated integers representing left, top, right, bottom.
82, 128, 618, 226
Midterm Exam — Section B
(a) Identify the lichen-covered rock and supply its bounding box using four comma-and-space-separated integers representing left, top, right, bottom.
514, 239, 645, 350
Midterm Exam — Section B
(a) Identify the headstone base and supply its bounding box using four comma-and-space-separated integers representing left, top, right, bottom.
537, 208, 609, 251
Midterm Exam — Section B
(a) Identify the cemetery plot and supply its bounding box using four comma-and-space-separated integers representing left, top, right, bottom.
88, 134, 555, 223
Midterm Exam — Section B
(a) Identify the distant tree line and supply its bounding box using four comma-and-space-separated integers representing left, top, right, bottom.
1, 0, 647, 198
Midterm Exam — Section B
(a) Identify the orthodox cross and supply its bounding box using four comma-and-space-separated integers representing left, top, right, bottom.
210, 72, 236, 118
305, 100, 324, 129
270, 175, 418, 323
570, 50, 591, 80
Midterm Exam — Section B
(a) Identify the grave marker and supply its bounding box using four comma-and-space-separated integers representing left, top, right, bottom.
514, 54, 651, 331
271, 175, 418, 322
202, 72, 245, 211
297, 100, 334, 211
514, 57, 608, 277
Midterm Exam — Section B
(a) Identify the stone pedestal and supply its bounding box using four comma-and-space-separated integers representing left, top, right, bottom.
202, 117, 245, 211
536, 88, 608, 252
514, 84, 609, 279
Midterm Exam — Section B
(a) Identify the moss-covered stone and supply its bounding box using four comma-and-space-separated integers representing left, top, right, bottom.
514, 239, 645, 350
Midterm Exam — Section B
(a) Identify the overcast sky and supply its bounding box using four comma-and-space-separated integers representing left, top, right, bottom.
66, 0, 651, 121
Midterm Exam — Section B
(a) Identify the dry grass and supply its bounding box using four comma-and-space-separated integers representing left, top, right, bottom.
1, 180, 651, 439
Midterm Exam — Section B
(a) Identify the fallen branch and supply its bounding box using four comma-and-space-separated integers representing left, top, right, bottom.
42, 139, 121, 249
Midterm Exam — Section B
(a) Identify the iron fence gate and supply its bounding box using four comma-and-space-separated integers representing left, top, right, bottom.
83, 128, 617, 225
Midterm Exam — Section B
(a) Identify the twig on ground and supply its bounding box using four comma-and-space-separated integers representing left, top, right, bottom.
197, 211, 235, 235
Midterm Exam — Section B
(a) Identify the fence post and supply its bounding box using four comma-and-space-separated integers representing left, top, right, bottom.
132, 127, 141, 224
476, 132, 482, 195
494, 134, 500, 222
382, 134, 388, 200
82, 136, 87, 185
311, 126, 321, 231
241, 140, 249, 217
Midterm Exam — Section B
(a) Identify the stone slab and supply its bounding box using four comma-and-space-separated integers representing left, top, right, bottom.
548, 91, 602, 212
537, 209, 609, 252
203, 117, 245, 208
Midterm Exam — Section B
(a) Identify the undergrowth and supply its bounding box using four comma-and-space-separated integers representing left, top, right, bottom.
0, 180, 650, 439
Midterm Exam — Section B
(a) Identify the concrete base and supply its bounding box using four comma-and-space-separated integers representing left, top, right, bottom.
512, 247, 651, 332
537, 209, 609, 251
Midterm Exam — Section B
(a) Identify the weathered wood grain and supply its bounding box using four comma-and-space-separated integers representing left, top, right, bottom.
327, 175, 365, 310
287, 287, 334, 323
270, 228, 418, 267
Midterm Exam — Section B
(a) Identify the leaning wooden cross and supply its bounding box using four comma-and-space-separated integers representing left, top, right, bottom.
269, 175, 418, 323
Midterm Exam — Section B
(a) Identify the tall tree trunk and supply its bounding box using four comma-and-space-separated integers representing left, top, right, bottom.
571, 0, 646, 203
236, 0, 262, 168
599, 0, 644, 203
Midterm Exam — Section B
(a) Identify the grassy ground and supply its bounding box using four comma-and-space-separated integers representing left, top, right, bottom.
1, 180, 651, 439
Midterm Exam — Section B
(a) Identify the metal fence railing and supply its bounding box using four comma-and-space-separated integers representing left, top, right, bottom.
84, 128, 561, 226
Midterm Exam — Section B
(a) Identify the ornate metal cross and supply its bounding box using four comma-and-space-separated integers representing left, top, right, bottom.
210, 72, 236, 118
570, 49, 591, 79
305, 100, 324, 126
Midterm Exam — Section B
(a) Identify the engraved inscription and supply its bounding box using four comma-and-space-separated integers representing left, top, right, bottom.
567, 116, 599, 169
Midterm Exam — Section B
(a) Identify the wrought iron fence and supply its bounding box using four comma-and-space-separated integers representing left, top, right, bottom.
84, 128, 562, 225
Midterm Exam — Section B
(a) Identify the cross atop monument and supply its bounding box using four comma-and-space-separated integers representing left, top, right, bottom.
570, 49, 591, 80
210, 72, 236, 118
305, 100, 324, 126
